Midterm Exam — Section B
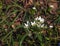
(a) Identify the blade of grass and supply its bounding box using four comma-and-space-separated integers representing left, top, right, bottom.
2, 24, 22, 41
19, 33, 27, 46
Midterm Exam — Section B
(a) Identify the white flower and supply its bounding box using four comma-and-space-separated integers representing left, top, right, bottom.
35, 17, 39, 20
24, 21, 29, 28
38, 16, 42, 20
32, 7, 36, 10
31, 21, 36, 26
24, 23, 28, 28
35, 16, 42, 21
49, 5, 54, 8
35, 16, 44, 23
40, 18, 44, 23
49, 25, 53, 28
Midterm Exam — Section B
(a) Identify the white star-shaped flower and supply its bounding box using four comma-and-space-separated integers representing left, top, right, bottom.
31, 21, 36, 26
24, 23, 29, 28
38, 16, 42, 20
35, 17, 39, 20
40, 18, 44, 23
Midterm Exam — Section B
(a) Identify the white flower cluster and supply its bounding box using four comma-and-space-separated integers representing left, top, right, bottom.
24, 16, 45, 28
35, 16, 44, 23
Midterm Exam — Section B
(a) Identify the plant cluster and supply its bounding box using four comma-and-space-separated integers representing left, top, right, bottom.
0, 0, 60, 46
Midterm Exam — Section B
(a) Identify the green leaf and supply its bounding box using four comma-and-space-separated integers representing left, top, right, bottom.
0, 1, 2, 9
54, 16, 60, 24
29, 9, 36, 15
45, 37, 50, 41
37, 33, 42, 42
19, 34, 27, 46
12, 10, 18, 14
